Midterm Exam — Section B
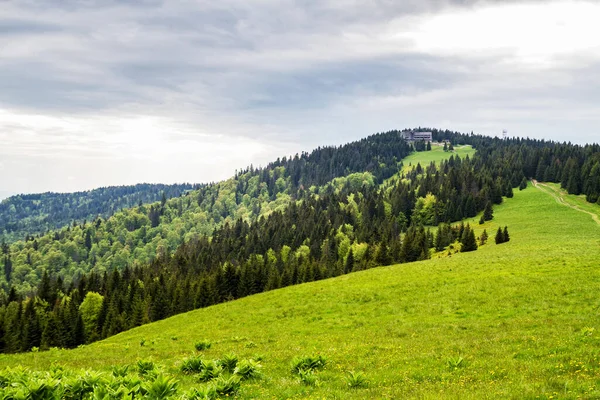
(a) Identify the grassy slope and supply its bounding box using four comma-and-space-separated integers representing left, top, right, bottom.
401, 144, 474, 173
3, 183, 600, 399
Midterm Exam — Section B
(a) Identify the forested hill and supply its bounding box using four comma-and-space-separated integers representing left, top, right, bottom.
0, 184, 197, 244
0, 130, 413, 294
1, 128, 600, 353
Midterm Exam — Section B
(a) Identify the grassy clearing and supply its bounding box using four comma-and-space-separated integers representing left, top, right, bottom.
401, 143, 475, 173
383, 144, 476, 188
2, 181, 600, 399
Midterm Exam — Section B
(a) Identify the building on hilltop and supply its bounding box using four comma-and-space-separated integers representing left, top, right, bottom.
401, 131, 432, 142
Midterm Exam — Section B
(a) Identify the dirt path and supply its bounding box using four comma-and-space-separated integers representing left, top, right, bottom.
532, 180, 600, 226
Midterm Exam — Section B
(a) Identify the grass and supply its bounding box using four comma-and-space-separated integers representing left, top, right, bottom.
383, 143, 476, 187
2, 185, 600, 398
400, 143, 475, 173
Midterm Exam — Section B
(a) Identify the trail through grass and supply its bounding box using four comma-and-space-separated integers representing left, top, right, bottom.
533, 180, 600, 226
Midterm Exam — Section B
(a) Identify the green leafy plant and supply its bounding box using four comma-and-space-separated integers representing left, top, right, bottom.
233, 359, 262, 381
447, 356, 466, 371
290, 355, 327, 375
197, 360, 223, 383
136, 360, 156, 376
111, 365, 130, 378
143, 375, 179, 400
217, 353, 238, 374
212, 376, 241, 397
194, 340, 212, 351
181, 386, 217, 400
180, 356, 206, 374
297, 369, 317, 386
345, 371, 368, 389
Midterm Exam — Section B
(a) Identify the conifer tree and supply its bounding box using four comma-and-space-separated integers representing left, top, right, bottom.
495, 227, 504, 244
344, 249, 355, 273
483, 201, 494, 221
479, 229, 488, 246
460, 224, 478, 252
503, 226, 510, 242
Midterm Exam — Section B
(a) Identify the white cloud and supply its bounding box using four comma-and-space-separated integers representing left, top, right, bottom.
399, 1, 600, 67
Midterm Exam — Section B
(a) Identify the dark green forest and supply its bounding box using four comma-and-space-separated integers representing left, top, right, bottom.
0, 129, 599, 353
0, 184, 197, 244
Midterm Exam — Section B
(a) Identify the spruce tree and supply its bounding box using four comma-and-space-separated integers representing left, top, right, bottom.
503, 226, 510, 242
344, 249, 355, 273
460, 225, 478, 252
519, 178, 528, 190
483, 201, 493, 221
495, 227, 504, 244
479, 229, 488, 246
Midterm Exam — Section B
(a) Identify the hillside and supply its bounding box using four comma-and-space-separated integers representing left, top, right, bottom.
0, 130, 416, 294
0, 183, 196, 244
3, 129, 600, 358
2, 182, 599, 398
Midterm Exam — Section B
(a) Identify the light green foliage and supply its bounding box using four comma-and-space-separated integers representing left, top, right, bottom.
412, 193, 439, 225
331, 172, 375, 193
79, 292, 104, 340
2, 187, 600, 398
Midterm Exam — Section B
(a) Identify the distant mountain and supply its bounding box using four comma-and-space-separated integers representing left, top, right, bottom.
0, 183, 197, 243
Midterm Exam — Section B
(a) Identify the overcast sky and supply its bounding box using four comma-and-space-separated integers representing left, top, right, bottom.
1, 0, 599, 196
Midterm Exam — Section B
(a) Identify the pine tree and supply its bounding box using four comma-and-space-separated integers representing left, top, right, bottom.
426, 141, 432, 151
479, 229, 488, 246
483, 201, 493, 221
495, 227, 504, 244
344, 249, 354, 273
460, 224, 478, 252
503, 226, 510, 242
519, 177, 528, 191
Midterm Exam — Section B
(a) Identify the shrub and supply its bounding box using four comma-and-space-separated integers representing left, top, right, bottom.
194, 340, 212, 351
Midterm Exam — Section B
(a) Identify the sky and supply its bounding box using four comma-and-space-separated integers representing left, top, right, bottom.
1, 0, 600, 196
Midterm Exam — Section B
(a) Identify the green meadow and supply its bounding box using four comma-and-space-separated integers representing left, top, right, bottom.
401, 144, 475, 172
2, 180, 600, 399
